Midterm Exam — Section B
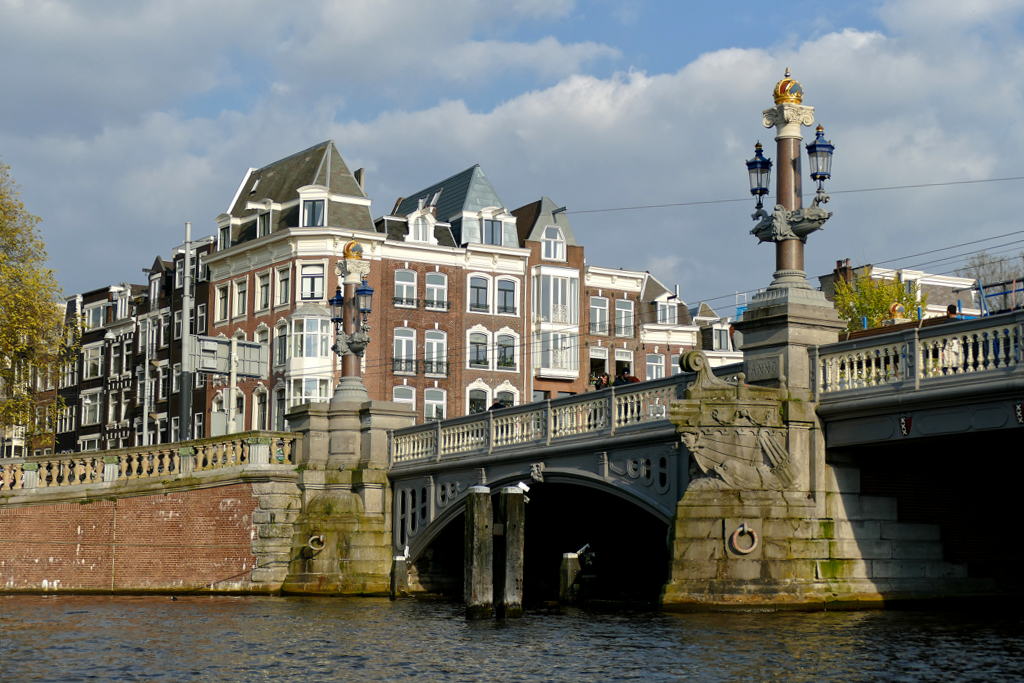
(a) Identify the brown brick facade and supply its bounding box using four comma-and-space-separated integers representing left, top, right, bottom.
0, 484, 260, 592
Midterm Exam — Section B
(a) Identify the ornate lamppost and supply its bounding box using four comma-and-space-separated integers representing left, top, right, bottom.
733, 70, 844, 396
745, 69, 835, 296
329, 241, 374, 403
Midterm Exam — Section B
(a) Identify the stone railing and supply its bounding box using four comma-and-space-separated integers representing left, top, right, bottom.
813, 311, 1024, 398
390, 376, 686, 467
0, 431, 297, 493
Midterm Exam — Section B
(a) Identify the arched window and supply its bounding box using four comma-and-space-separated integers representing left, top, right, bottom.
424, 389, 446, 421
469, 389, 487, 414
424, 330, 447, 376
411, 217, 431, 243
497, 279, 517, 315
542, 226, 566, 261
254, 390, 268, 430
425, 272, 448, 310
393, 328, 416, 374
393, 386, 415, 407
470, 332, 488, 368
469, 276, 489, 312
496, 391, 515, 408
496, 334, 516, 370
395, 270, 417, 307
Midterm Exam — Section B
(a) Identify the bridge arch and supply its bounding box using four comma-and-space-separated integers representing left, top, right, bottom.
394, 459, 680, 565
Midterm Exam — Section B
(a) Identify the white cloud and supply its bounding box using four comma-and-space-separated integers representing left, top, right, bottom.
6, 0, 1024, 309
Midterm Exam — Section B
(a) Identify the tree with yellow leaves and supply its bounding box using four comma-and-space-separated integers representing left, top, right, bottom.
833, 266, 928, 333
0, 157, 68, 454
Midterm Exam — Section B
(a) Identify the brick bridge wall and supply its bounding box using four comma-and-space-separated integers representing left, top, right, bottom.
0, 483, 271, 593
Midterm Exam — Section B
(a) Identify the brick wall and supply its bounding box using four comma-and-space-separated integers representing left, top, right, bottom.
0, 483, 262, 592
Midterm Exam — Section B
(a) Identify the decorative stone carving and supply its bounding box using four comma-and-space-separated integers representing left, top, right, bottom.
335, 258, 371, 284
762, 102, 815, 138
750, 196, 832, 245
671, 351, 799, 491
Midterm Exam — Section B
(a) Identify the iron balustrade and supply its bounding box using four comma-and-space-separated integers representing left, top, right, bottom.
497, 305, 518, 315
423, 360, 450, 376
423, 299, 451, 311
393, 297, 418, 308
389, 374, 688, 467
393, 358, 419, 374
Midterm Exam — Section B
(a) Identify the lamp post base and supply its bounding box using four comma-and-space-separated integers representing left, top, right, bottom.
331, 375, 369, 404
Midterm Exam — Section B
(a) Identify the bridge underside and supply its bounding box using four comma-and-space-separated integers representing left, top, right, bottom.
390, 434, 686, 564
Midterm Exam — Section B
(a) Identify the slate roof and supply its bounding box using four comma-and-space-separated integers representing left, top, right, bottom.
228, 141, 374, 234
511, 196, 579, 247
688, 302, 719, 320
393, 165, 506, 243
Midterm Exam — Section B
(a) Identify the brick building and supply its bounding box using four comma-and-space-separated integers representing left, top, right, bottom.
42, 139, 706, 453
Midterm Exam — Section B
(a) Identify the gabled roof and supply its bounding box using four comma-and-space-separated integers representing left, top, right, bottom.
228, 141, 373, 233
688, 302, 719, 320
511, 196, 579, 247
394, 165, 505, 226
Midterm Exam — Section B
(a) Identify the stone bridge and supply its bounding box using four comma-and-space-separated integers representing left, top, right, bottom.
387, 375, 704, 562
812, 310, 1024, 448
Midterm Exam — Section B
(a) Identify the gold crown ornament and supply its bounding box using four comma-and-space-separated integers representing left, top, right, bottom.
773, 68, 804, 104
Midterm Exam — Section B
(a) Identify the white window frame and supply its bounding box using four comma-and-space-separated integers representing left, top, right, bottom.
257, 272, 271, 311
395, 270, 417, 308
657, 301, 679, 325
393, 328, 416, 375
424, 330, 447, 377
172, 363, 181, 394
81, 391, 102, 426
496, 278, 518, 316
234, 278, 248, 317
300, 263, 325, 300
82, 345, 103, 380
276, 266, 292, 306
425, 272, 448, 310
424, 388, 446, 421
615, 299, 634, 337
590, 296, 609, 334
392, 386, 415, 408
303, 199, 325, 227
468, 274, 491, 314
468, 328, 491, 370
196, 303, 207, 333
646, 353, 665, 380
216, 285, 229, 322
496, 331, 518, 371
173, 311, 182, 340
542, 225, 566, 261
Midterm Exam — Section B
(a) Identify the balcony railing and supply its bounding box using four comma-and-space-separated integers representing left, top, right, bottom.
393, 297, 418, 308
423, 360, 450, 376
423, 299, 451, 311
497, 305, 518, 315
469, 303, 489, 313
393, 358, 418, 374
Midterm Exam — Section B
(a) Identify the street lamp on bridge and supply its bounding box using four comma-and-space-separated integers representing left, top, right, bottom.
745, 68, 835, 294
329, 241, 374, 403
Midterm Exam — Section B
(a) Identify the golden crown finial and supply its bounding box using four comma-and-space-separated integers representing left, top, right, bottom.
773, 68, 804, 104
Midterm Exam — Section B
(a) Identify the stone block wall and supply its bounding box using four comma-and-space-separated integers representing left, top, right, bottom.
661, 463, 982, 610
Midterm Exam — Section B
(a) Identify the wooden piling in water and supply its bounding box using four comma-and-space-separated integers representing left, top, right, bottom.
464, 486, 493, 619
495, 487, 524, 618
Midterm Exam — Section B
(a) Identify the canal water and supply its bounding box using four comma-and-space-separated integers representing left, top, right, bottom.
2, 595, 1023, 682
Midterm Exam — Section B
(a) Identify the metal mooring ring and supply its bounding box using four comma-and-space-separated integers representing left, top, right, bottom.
307, 534, 326, 551
729, 523, 759, 555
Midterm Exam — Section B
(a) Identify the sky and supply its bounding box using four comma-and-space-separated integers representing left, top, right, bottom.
4, 0, 1024, 316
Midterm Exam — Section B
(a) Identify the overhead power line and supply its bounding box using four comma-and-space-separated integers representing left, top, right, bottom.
565, 175, 1024, 216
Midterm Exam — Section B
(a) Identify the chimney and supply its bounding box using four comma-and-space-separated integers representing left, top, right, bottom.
354, 168, 365, 193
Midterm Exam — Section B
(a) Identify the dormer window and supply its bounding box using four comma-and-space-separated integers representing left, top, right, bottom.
411, 217, 430, 243
257, 212, 270, 237
218, 225, 231, 251
542, 226, 565, 260
483, 218, 517, 247
657, 301, 678, 324
303, 200, 324, 227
